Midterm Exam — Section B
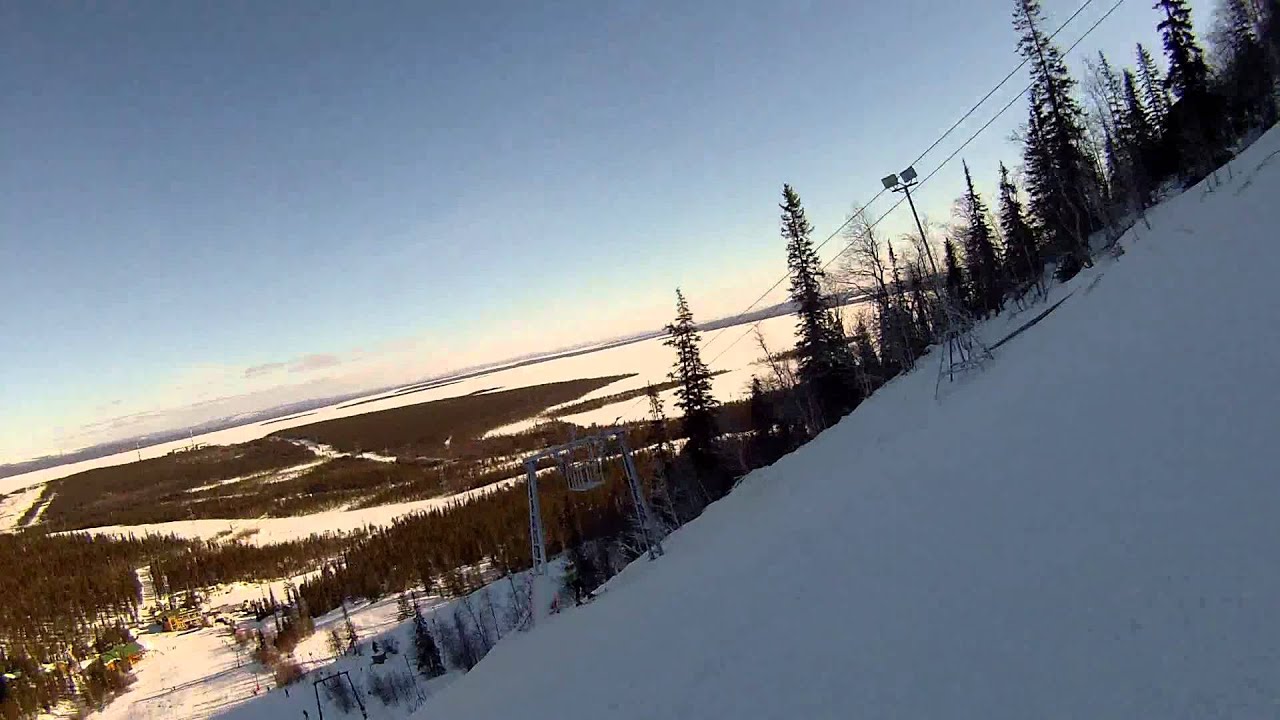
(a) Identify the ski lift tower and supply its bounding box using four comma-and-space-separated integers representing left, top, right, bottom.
523, 427, 663, 580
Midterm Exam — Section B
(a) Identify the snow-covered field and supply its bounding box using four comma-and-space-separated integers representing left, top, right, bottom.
383, 133, 1280, 718
1, 304, 807, 538
77, 475, 524, 546
94, 565, 544, 720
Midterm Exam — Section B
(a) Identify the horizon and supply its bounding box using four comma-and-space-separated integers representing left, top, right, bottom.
1, 0, 1174, 463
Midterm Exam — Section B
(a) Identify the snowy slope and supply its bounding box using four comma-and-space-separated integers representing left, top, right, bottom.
396, 132, 1280, 719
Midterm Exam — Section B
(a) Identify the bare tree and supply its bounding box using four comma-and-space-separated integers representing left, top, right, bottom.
753, 329, 820, 435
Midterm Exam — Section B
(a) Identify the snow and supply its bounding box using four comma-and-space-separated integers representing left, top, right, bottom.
77, 475, 524, 545
0, 484, 46, 531
97, 563, 549, 720
379, 132, 1280, 719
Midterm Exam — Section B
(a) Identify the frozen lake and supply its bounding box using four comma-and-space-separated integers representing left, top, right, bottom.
1, 312, 822, 497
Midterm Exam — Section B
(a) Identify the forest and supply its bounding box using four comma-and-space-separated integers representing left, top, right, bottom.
4, 0, 1278, 716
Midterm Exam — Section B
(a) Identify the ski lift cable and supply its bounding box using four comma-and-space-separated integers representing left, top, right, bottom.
696, 0, 1104, 360
609, 0, 1128, 425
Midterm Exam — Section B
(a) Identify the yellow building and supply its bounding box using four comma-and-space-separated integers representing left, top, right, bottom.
158, 608, 204, 632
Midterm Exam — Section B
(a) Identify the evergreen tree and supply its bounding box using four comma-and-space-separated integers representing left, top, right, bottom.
1156, 0, 1211, 100
1013, 0, 1100, 275
959, 162, 1005, 317
850, 318, 884, 395
876, 241, 919, 374
1093, 51, 1127, 132
1265, 0, 1280, 60
663, 289, 721, 476
996, 163, 1043, 291
1212, 0, 1278, 132
1116, 69, 1159, 207
1155, 0, 1225, 178
412, 605, 446, 678
341, 602, 359, 654
943, 238, 967, 308
746, 378, 787, 467
396, 592, 412, 623
1136, 43, 1173, 130
781, 184, 862, 425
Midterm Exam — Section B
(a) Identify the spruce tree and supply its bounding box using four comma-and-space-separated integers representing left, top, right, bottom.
1213, 0, 1278, 132
850, 317, 884, 395
1156, 0, 1210, 100
1094, 51, 1126, 132
959, 161, 1004, 317
412, 604, 446, 678
1013, 0, 1100, 274
943, 238, 967, 308
746, 378, 787, 466
1117, 69, 1159, 207
663, 289, 720, 476
996, 163, 1043, 291
1135, 43, 1172, 130
341, 602, 359, 654
1155, 0, 1224, 177
781, 184, 861, 425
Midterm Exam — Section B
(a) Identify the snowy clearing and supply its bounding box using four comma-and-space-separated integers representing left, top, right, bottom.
76, 475, 523, 545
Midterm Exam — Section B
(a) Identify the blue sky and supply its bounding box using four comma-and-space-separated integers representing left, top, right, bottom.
1, 0, 1177, 461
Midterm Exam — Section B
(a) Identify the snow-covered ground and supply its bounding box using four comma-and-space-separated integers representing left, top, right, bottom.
95, 565, 545, 720
78, 475, 524, 546
374, 133, 1280, 718
0, 484, 46, 531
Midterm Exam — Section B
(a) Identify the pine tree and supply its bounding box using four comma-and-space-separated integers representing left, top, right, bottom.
1116, 69, 1159, 207
850, 317, 884, 395
663, 289, 721, 476
997, 163, 1043, 292
1265, 0, 1280, 60
746, 378, 786, 467
781, 184, 861, 425
341, 602, 359, 655
1136, 43, 1172, 132
959, 162, 1005, 317
1156, 0, 1210, 100
1093, 51, 1127, 133
943, 238, 967, 308
1013, 0, 1100, 274
412, 605, 446, 678
1154, 0, 1224, 178
1212, 0, 1278, 132
395, 592, 412, 623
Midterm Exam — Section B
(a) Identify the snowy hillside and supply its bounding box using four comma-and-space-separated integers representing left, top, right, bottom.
389, 132, 1280, 718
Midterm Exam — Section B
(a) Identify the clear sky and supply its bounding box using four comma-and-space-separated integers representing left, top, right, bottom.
1, 0, 1178, 462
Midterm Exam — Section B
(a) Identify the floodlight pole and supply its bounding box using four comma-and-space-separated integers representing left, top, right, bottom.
891, 180, 940, 280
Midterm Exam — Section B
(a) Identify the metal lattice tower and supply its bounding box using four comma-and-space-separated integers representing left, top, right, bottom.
523, 428, 663, 581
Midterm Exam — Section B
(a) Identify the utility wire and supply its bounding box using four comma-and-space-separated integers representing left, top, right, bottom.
698, 0, 1103, 359
611, 0, 1127, 424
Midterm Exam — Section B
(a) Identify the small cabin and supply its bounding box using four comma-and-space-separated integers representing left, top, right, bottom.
100, 642, 145, 672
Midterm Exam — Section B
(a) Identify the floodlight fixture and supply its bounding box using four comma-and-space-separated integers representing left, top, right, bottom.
900, 165, 918, 183
881, 173, 901, 190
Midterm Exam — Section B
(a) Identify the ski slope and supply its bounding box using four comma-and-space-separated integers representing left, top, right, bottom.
402, 134, 1280, 718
